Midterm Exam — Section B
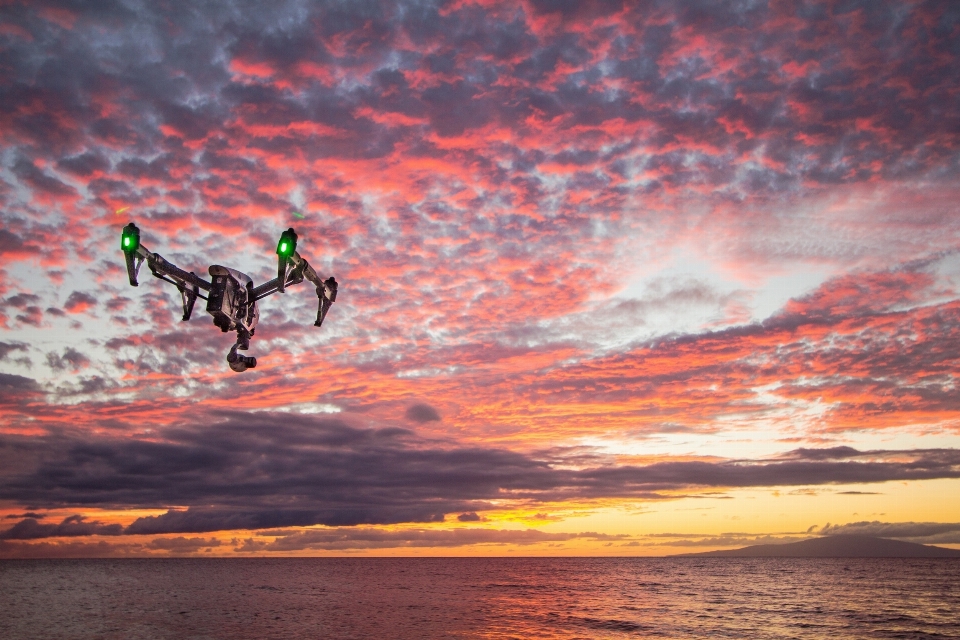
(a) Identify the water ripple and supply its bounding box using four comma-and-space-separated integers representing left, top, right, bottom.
2, 557, 959, 639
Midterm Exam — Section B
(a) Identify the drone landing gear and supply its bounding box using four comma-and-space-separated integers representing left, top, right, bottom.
178, 281, 199, 321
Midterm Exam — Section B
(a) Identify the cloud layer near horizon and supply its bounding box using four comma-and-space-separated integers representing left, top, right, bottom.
2, 412, 959, 538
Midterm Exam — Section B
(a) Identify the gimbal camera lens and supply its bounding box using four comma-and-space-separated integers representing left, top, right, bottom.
227, 350, 257, 372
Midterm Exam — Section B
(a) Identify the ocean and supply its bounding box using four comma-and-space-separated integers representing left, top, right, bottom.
2, 557, 958, 639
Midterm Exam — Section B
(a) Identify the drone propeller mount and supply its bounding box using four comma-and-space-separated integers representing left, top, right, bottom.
276, 227, 298, 293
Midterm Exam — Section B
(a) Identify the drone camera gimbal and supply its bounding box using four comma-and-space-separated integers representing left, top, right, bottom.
120, 222, 338, 371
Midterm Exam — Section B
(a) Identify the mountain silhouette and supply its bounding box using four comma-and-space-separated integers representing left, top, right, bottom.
671, 535, 960, 558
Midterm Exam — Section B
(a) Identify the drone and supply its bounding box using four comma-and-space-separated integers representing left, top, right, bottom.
120, 223, 337, 372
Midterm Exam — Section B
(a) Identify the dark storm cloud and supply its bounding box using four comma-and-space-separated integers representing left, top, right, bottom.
125, 506, 448, 535
0, 412, 958, 536
404, 403, 441, 423
819, 521, 960, 543
0, 515, 122, 540
783, 447, 865, 461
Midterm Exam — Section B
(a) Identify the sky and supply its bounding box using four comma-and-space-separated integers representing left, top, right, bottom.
1, 0, 960, 558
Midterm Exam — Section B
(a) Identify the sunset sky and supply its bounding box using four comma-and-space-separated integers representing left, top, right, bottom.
2, 0, 960, 557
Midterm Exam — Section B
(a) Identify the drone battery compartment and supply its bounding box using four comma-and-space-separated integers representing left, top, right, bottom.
207, 265, 251, 332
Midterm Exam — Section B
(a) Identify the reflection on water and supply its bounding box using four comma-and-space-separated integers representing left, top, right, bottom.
2, 557, 959, 639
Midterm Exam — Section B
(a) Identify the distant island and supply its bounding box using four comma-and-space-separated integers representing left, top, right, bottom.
671, 535, 960, 558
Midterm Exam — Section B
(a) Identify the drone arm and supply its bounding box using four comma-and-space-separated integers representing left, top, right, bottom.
251, 274, 291, 301
253, 251, 314, 300
293, 252, 320, 287
125, 249, 207, 322
144, 253, 211, 321
146, 252, 211, 292
254, 250, 338, 327
121, 224, 211, 292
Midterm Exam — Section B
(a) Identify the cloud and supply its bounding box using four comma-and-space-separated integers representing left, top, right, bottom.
45, 347, 91, 371
405, 403, 441, 423
0, 341, 28, 360
57, 151, 110, 177
0, 515, 123, 540
147, 536, 221, 553
0, 373, 42, 402
4, 293, 39, 309
652, 534, 802, 548
457, 512, 481, 522
0, 539, 144, 559
0, 1, 956, 442
501, 261, 960, 437
62, 291, 98, 314
11, 157, 77, 199
1, 412, 958, 536
819, 521, 960, 544
0, 230, 31, 259
245, 527, 623, 551
0, 0, 959, 557
783, 447, 865, 461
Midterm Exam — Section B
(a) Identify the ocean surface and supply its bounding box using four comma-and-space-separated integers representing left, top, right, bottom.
2, 557, 959, 639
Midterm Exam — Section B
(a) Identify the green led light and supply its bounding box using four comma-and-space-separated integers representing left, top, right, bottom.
276, 228, 298, 257
121, 223, 140, 253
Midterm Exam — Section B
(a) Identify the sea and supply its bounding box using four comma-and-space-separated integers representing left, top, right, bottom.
2, 557, 959, 639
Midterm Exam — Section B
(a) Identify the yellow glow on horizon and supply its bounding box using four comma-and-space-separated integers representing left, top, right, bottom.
4, 479, 958, 557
